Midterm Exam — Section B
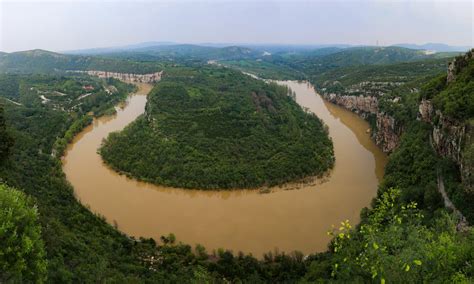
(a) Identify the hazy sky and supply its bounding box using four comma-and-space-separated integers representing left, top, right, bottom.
0, 0, 472, 52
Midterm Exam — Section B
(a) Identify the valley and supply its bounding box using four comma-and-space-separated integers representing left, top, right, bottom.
63, 77, 386, 255
0, 43, 472, 282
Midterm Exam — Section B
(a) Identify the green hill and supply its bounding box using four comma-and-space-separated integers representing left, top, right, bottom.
421, 50, 474, 120
100, 67, 334, 189
315, 46, 447, 66
0, 49, 164, 74
79, 44, 262, 62
222, 46, 457, 80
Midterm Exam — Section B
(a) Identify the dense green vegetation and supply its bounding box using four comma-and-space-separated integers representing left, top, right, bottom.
52, 115, 93, 157
0, 75, 155, 281
0, 104, 13, 161
0, 74, 135, 115
100, 67, 334, 189
312, 58, 451, 93
421, 51, 474, 120
329, 188, 473, 283
222, 46, 457, 81
304, 46, 454, 68
0, 77, 328, 282
419, 51, 474, 221
221, 59, 305, 80
0, 49, 165, 74
380, 122, 443, 215
96, 44, 262, 61
0, 184, 47, 282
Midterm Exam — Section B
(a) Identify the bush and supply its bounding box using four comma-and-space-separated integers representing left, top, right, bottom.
0, 183, 47, 282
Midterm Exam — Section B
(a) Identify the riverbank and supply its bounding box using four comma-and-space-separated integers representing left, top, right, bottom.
63, 79, 386, 256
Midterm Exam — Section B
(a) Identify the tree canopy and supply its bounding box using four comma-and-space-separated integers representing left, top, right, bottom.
100, 67, 334, 189
0, 183, 47, 282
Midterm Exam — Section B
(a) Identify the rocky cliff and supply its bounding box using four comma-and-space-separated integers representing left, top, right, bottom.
374, 113, 401, 153
418, 49, 474, 193
325, 93, 379, 115
419, 98, 473, 193
321, 88, 471, 189
77, 70, 163, 83
447, 49, 473, 83
322, 93, 401, 153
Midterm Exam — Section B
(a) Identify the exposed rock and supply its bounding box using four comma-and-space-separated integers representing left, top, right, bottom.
447, 49, 473, 83
433, 110, 472, 193
324, 93, 378, 114
321, 92, 400, 153
432, 110, 465, 163
418, 98, 433, 122
75, 70, 163, 83
418, 99, 473, 193
446, 59, 457, 83
374, 113, 401, 153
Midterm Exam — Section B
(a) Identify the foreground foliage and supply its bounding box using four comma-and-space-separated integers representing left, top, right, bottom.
330, 189, 473, 283
0, 183, 47, 282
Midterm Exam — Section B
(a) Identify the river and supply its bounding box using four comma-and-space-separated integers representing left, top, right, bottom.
63, 80, 387, 256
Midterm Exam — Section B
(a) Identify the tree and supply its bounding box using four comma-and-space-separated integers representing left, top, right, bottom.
0, 183, 47, 282
0, 104, 13, 162
328, 188, 473, 283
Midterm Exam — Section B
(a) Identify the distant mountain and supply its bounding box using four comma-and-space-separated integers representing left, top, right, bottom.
64, 41, 177, 55
66, 42, 353, 56
66, 42, 262, 60
86, 44, 263, 61
0, 45, 460, 75
237, 44, 351, 54
0, 49, 162, 74
0, 45, 266, 74
253, 46, 458, 80
313, 46, 455, 67
393, 43, 471, 52
300, 47, 345, 57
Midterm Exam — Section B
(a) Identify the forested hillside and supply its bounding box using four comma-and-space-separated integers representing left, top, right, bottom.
0, 74, 155, 281
221, 46, 457, 80
100, 67, 334, 189
92, 44, 262, 61
0, 50, 164, 74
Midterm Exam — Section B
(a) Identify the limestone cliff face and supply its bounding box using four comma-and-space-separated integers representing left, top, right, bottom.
322, 93, 400, 153
318, 50, 473, 192
374, 113, 401, 153
325, 93, 378, 114
418, 99, 473, 192
447, 49, 473, 83
78, 70, 163, 83
418, 99, 434, 123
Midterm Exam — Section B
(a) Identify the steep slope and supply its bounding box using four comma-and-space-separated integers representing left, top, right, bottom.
418, 50, 474, 221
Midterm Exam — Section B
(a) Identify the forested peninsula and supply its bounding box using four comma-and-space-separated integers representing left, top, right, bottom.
100, 67, 334, 189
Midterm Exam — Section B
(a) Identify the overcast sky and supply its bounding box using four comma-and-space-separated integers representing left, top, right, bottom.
0, 0, 472, 52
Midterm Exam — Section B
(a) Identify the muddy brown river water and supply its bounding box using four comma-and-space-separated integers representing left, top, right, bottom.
63, 80, 387, 256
